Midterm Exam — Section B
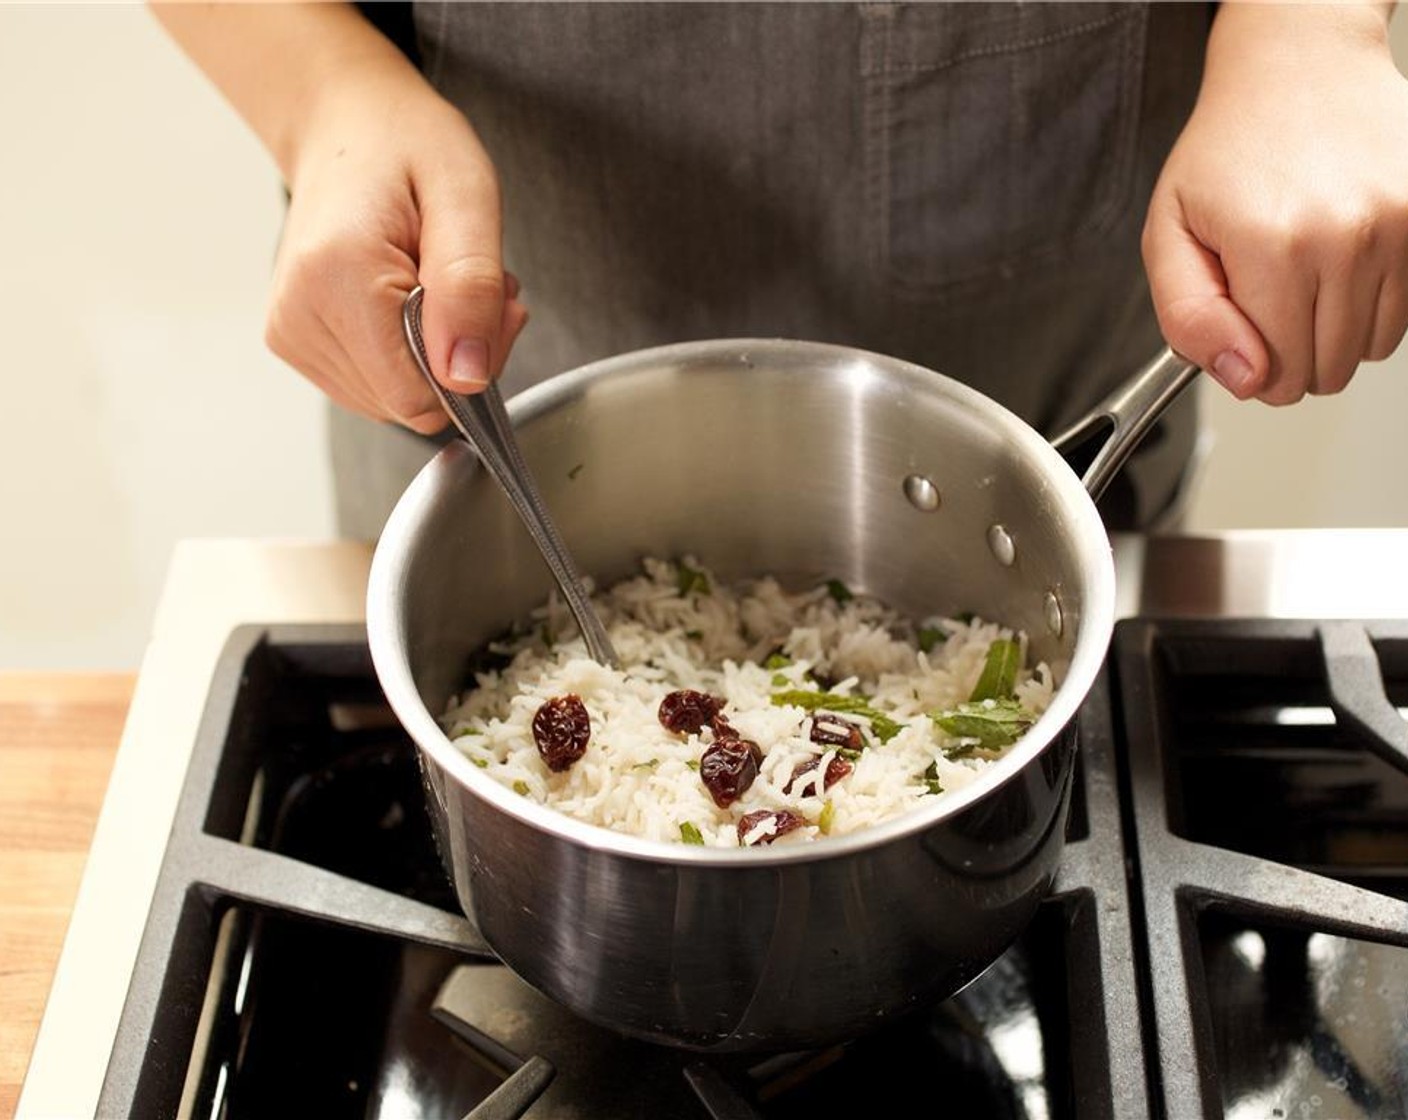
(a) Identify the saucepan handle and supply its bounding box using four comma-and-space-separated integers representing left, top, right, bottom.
1048, 345, 1201, 502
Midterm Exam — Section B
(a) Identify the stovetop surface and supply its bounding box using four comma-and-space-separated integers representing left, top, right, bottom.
95, 615, 1408, 1120
20, 534, 1408, 1120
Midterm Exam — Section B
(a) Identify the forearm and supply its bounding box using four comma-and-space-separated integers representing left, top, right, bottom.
1204, 1, 1392, 80
149, 2, 427, 183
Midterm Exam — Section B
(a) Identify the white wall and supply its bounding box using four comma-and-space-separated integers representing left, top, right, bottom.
1187, 354, 1408, 530
2, 3, 1406, 670
1, 4, 333, 669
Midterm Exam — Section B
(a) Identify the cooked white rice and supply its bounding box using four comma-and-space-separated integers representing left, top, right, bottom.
442, 557, 1056, 847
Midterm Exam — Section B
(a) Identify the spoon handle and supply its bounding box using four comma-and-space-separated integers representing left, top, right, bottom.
402, 286, 621, 669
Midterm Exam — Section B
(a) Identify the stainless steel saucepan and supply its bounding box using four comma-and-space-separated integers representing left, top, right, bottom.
366, 339, 1197, 1052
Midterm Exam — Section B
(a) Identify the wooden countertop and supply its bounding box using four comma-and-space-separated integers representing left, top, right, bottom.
0, 673, 132, 1120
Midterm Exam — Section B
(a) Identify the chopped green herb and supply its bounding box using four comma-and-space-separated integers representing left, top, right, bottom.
969, 638, 1022, 702
680, 821, 705, 845
917, 626, 946, 654
825, 578, 853, 604
685, 759, 700, 771
771, 689, 902, 743
763, 652, 792, 670
930, 697, 1035, 753
836, 746, 864, 762
923, 760, 944, 795
567, 462, 584, 480
469, 756, 489, 769
512, 780, 531, 796
771, 672, 791, 688
677, 562, 711, 597
818, 799, 836, 835
630, 759, 660, 773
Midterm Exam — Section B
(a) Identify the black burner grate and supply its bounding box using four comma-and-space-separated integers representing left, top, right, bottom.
1113, 619, 1408, 1120
98, 623, 1155, 1118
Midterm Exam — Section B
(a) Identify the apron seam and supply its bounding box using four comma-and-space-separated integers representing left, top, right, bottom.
861, 4, 893, 283
878, 8, 1136, 76
427, 0, 451, 90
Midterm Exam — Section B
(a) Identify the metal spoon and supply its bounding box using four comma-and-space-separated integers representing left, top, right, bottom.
401, 286, 621, 668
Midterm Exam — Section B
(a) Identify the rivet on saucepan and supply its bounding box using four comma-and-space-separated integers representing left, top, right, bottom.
902, 474, 941, 512
1044, 590, 1064, 637
987, 524, 1016, 567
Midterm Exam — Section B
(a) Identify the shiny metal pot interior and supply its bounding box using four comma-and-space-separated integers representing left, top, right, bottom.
367, 338, 1126, 1052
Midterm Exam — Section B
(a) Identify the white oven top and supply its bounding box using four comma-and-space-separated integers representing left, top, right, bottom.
19, 541, 374, 1120
18, 531, 1408, 1119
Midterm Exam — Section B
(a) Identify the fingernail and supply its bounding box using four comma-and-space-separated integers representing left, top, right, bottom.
1211, 349, 1256, 397
448, 338, 489, 390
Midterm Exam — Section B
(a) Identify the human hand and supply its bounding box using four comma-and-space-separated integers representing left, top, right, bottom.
266, 68, 528, 434
1142, 2, 1408, 405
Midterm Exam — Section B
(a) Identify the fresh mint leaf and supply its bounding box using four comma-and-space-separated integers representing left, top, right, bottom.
930, 698, 1035, 753
677, 562, 711, 596
969, 638, 1021, 702
825, 578, 853, 604
771, 689, 902, 743
917, 626, 945, 653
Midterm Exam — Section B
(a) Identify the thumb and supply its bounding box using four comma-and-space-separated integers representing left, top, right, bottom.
1142, 196, 1269, 400
416, 171, 506, 395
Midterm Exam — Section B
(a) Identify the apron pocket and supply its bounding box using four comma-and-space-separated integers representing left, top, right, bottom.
862, 2, 1147, 296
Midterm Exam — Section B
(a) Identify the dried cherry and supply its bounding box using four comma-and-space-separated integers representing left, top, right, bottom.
710, 711, 735, 738
809, 713, 864, 751
737, 809, 807, 846
658, 689, 724, 735
531, 694, 591, 772
699, 737, 761, 807
783, 753, 853, 796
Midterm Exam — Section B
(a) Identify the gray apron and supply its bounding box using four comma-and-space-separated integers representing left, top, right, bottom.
331, 1, 1212, 540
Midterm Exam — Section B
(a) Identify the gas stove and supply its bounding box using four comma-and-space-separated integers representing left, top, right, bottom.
17, 534, 1408, 1119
